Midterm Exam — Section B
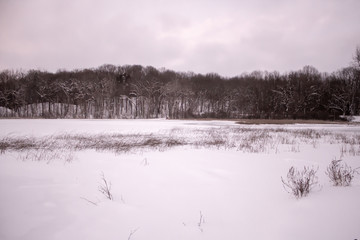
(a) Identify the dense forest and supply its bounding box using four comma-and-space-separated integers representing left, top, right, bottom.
1, 48, 359, 120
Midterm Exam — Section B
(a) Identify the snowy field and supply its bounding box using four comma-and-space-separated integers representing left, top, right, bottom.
0, 119, 360, 240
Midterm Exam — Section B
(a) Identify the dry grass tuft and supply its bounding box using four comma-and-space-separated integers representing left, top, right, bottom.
281, 166, 319, 198
326, 160, 359, 186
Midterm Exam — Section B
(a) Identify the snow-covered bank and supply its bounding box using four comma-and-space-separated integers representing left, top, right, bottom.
0, 120, 359, 240
1, 118, 359, 137
351, 116, 360, 122
0, 119, 236, 137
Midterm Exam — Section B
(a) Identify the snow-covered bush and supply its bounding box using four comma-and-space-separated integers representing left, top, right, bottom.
326, 160, 359, 186
281, 166, 319, 198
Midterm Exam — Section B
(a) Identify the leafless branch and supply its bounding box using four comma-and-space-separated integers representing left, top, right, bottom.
198, 211, 205, 232
80, 197, 98, 206
128, 227, 140, 240
98, 172, 113, 200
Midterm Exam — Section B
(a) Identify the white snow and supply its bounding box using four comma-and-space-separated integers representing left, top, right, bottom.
0, 119, 359, 240
351, 116, 360, 122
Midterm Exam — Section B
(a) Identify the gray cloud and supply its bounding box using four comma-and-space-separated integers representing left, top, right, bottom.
0, 0, 359, 76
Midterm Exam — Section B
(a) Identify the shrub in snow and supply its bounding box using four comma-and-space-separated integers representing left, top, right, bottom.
98, 172, 113, 200
281, 166, 319, 198
326, 160, 359, 186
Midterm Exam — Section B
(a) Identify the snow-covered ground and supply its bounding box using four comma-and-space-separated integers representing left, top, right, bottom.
351, 116, 360, 122
0, 119, 359, 240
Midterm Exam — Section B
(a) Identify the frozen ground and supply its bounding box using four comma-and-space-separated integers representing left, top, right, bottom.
0, 119, 360, 240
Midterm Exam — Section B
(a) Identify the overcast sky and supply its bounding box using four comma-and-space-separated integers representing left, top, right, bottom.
0, 0, 359, 76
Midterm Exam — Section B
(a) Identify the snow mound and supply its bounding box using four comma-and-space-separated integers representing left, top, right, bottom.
351, 116, 360, 122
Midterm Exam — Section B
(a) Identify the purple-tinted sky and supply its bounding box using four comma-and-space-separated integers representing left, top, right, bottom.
0, 0, 359, 76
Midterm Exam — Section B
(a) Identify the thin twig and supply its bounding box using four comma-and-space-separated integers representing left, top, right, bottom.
98, 172, 113, 200
128, 227, 140, 240
80, 197, 98, 206
198, 211, 205, 232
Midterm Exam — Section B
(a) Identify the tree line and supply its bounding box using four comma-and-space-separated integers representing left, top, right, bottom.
1, 48, 359, 119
